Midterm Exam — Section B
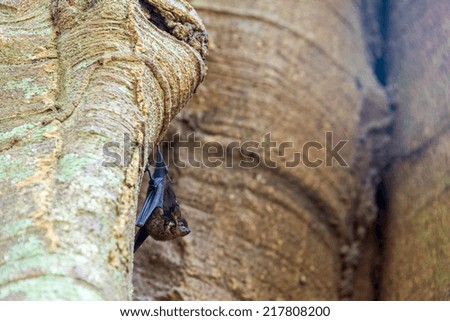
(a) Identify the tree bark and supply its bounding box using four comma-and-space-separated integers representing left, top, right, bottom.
0, 0, 206, 299
133, 0, 391, 300
380, 0, 450, 300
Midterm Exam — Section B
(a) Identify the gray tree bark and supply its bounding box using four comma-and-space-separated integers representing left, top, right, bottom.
0, 0, 206, 299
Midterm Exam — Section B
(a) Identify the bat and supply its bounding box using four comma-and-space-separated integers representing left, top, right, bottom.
134, 148, 190, 252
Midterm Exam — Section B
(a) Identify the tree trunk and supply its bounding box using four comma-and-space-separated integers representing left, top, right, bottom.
133, 0, 392, 300
2, 0, 447, 301
380, 0, 450, 300
0, 0, 206, 300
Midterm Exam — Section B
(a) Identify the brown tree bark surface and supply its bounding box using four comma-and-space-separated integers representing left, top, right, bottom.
2, 0, 447, 301
380, 0, 450, 300
133, 0, 391, 300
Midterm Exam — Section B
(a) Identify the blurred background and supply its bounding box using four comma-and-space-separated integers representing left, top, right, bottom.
133, 0, 449, 300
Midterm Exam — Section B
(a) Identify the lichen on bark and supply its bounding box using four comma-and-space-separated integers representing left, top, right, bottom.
0, 0, 207, 300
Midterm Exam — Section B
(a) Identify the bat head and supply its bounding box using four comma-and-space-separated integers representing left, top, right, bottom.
169, 206, 191, 238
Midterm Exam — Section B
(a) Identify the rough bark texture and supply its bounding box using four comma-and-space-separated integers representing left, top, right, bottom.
0, 0, 206, 299
2, 0, 447, 301
380, 0, 450, 300
133, 0, 391, 300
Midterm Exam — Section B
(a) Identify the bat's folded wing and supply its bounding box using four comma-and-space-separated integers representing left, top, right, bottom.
134, 228, 149, 252
135, 177, 165, 227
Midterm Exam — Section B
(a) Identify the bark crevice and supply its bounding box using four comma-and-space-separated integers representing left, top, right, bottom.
343, 0, 396, 300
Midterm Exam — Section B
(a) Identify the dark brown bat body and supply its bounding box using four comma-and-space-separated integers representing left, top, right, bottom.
148, 173, 190, 240
144, 206, 190, 241
134, 171, 190, 252
134, 149, 191, 252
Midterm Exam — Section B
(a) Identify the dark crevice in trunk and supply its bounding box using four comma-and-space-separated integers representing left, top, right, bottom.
361, 0, 390, 87
373, 179, 388, 300
374, 0, 389, 86
358, 0, 394, 300
139, 0, 172, 34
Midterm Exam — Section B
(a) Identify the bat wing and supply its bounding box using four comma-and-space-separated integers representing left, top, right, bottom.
136, 148, 168, 227
134, 227, 149, 253
135, 176, 165, 227
134, 148, 169, 251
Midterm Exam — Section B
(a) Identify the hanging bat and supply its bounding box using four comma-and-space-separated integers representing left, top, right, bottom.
134, 148, 190, 252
